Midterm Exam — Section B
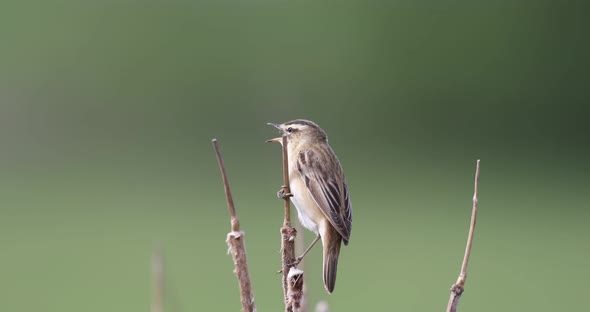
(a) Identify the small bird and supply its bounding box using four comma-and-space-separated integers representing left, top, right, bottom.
267, 119, 352, 293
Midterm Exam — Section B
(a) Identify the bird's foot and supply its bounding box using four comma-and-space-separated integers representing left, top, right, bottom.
276, 187, 293, 199
289, 257, 302, 267
278, 257, 302, 272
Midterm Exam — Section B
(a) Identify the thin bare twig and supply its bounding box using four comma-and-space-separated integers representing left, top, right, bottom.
212, 139, 239, 232
446, 159, 481, 312
281, 136, 292, 226
151, 243, 164, 312
277, 135, 303, 312
212, 139, 256, 312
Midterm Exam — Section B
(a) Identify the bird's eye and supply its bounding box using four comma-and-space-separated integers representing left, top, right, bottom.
287, 127, 293, 133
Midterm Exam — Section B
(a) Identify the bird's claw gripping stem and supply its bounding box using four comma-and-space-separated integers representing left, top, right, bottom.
289, 257, 302, 267
277, 186, 293, 199
277, 257, 302, 272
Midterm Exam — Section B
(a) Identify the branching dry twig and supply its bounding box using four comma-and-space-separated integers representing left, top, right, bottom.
277, 135, 304, 312
446, 159, 481, 312
212, 139, 256, 312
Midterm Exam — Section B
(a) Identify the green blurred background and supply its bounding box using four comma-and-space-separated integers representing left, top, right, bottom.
1, 1, 588, 311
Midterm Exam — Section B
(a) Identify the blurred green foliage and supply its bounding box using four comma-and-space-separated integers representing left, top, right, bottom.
0, 1, 588, 311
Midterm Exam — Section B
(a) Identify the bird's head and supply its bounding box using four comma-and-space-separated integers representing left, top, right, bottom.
266, 119, 327, 145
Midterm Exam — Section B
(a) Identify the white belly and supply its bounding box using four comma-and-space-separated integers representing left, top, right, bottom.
289, 174, 324, 235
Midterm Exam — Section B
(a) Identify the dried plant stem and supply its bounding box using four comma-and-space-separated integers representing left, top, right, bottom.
278, 135, 304, 312
287, 268, 305, 312
446, 160, 481, 312
294, 220, 307, 312
151, 243, 164, 312
213, 139, 239, 232
212, 139, 256, 312
281, 136, 292, 227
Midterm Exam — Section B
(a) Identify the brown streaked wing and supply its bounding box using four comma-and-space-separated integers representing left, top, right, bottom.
296, 149, 352, 244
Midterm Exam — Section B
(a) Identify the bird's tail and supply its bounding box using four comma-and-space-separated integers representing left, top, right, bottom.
322, 233, 342, 293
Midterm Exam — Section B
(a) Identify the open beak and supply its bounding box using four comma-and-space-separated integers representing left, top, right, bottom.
266, 137, 282, 143
266, 122, 283, 143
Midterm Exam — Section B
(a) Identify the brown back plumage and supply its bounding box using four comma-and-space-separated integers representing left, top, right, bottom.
295, 147, 352, 244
